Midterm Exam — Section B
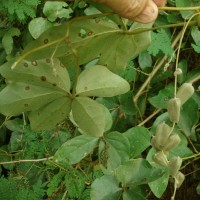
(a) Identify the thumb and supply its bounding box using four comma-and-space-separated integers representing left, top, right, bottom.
93, 0, 148, 19
93, 0, 159, 23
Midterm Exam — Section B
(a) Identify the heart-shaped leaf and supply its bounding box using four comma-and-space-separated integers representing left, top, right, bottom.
54, 135, 98, 164
29, 96, 72, 130
72, 97, 106, 137
76, 65, 130, 97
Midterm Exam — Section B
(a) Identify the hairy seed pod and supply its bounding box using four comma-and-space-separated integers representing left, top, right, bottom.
175, 172, 185, 188
167, 98, 181, 123
153, 122, 171, 150
169, 156, 182, 177
176, 83, 195, 105
153, 151, 169, 166
163, 134, 181, 151
151, 136, 159, 149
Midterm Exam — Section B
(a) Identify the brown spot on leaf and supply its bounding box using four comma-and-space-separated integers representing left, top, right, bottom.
24, 104, 29, 107
23, 62, 28, 67
87, 31, 93, 36
40, 76, 47, 81
46, 58, 51, 63
25, 86, 30, 90
44, 38, 49, 44
52, 83, 57, 87
84, 86, 88, 90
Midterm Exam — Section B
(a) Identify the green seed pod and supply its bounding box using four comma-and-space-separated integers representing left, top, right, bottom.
151, 136, 159, 149
154, 123, 171, 150
163, 134, 181, 151
153, 151, 169, 166
175, 171, 185, 188
167, 98, 181, 123
169, 156, 182, 177
176, 83, 195, 105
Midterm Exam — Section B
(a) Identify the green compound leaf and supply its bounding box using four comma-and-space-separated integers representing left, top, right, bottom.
178, 98, 199, 137
43, 1, 73, 22
176, 0, 200, 19
76, 65, 130, 97
105, 132, 130, 171
22, 19, 151, 72
115, 158, 164, 187
0, 82, 65, 116
123, 189, 147, 200
72, 97, 106, 137
123, 126, 151, 158
29, 17, 53, 39
90, 175, 122, 200
148, 170, 169, 198
29, 96, 72, 130
148, 29, 173, 57
0, 59, 71, 93
54, 135, 98, 165
148, 84, 174, 109
2, 27, 21, 55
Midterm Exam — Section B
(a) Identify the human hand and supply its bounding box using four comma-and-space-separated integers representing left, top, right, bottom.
93, 0, 166, 23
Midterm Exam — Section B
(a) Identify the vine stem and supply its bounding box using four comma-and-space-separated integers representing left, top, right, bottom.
182, 152, 200, 161
124, 21, 197, 35
138, 109, 161, 126
0, 156, 53, 165
159, 6, 200, 11
174, 13, 199, 97
133, 30, 183, 104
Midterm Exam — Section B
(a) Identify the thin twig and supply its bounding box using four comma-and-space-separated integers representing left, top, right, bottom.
0, 156, 53, 165
138, 109, 161, 126
189, 75, 200, 84
133, 30, 183, 104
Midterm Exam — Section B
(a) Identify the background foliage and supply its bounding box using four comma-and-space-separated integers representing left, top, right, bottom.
0, 0, 200, 200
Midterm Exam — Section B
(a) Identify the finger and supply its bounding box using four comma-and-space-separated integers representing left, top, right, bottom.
152, 0, 166, 7
93, 0, 148, 19
133, 0, 158, 23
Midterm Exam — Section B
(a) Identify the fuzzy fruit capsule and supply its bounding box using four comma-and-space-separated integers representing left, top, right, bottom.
153, 151, 169, 166
176, 83, 195, 105
169, 156, 182, 177
175, 171, 185, 188
152, 122, 171, 150
163, 134, 181, 151
167, 98, 181, 123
